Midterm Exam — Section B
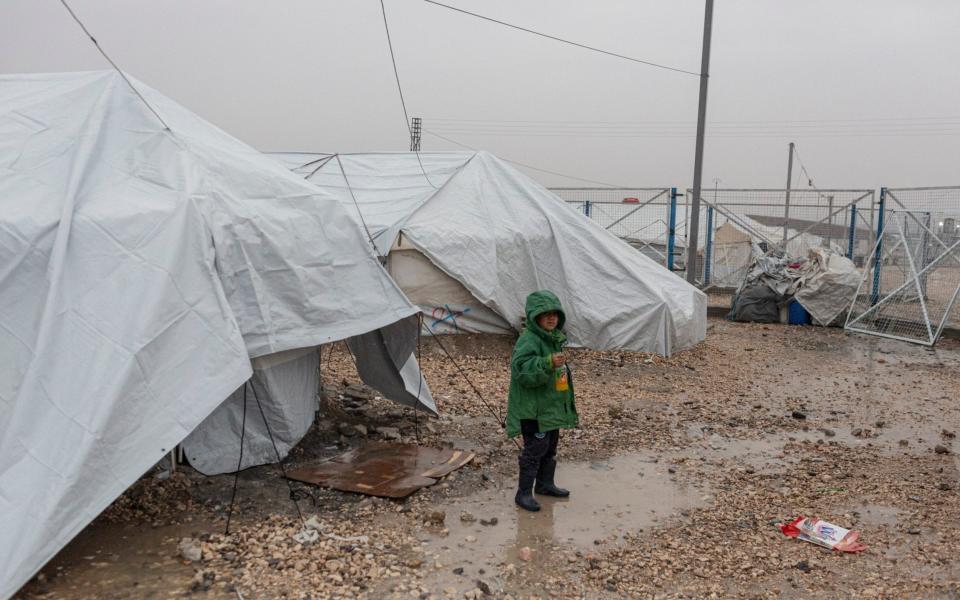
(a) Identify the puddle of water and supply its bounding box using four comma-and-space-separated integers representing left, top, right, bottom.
420, 452, 705, 589
17, 519, 228, 600
847, 503, 904, 528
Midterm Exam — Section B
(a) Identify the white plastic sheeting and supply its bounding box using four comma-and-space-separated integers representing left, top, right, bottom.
274, 151, 707, 354
0, 72, 421, 599
388, 238, 513, 336
182, 348, 319, 476
793, 249, 862, 325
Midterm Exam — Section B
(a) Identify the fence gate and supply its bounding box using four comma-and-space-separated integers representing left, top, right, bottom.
550, 187, 676, 269
845, 187, 960, 345
681, 188, 876, 307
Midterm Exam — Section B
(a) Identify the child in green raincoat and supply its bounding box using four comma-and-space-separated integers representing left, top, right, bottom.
506, 290, 579, 512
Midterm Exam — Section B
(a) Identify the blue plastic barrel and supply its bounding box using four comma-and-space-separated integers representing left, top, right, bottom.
788, 299, 811, 325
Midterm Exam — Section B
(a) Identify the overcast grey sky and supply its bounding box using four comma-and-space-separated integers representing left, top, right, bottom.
2, 1, 958, 188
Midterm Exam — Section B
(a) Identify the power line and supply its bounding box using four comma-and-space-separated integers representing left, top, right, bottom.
378, 0, 437, 188
428, 115, 960, 126
58, 0, 171, 131
379, 0, 412, 135
422, 128, 960, 139
423, 129, 623, 187
427, 123, 960, 132
422, 0, 700, 77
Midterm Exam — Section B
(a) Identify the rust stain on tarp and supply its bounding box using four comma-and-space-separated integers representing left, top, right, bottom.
285, 442, 475, 498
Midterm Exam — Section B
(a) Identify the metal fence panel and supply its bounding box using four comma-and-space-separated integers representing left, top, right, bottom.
551, 188, 675, 268
861, 187, 960, 333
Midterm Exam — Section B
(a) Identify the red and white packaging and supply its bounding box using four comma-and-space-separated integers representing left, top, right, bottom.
778, 516, 867, 553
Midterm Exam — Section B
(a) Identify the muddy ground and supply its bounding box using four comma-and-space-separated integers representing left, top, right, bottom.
15, 319, 960, 599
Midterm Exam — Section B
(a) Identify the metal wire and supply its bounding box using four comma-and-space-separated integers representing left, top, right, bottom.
423, 0, 700, 76
58, 0, 171, 131
224, 384, 248, 535
248, 381, 305, 527
378, 0, 437, 189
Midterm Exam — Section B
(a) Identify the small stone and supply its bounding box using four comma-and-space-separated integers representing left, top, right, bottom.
938, 483, 953, 492
791, 411, 807, 420
899, 439, 910, 447
667, 467, 676, 474
460, 511, 477, 523
344, 384, 372, 400
476, 580, 491, 595
465, 535, 477, 543
794, 560, 812, 573
378, 426, 402, 441
822, 428, 836, 437
907, 528, 921, 534
852, 428, 863, 437
325, 559, 344, 573
453, 567, 464, 575
355, 424, 368, 436
479, 517, 498, 526
178, 538, 202, 562
519, 546, 532, 561
934, 445, 950, 455
943, 429, 957, 439
189, 571, 215, 593
874, 420, 885, 428
407, 559, 423, 569
424, 511, 446, 525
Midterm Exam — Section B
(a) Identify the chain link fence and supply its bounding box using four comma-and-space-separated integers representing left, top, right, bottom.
551, 188, 676, 267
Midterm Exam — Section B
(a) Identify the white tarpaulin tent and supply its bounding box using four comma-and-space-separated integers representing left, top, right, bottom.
273, 152, 707, 354
0, 71, 430, 599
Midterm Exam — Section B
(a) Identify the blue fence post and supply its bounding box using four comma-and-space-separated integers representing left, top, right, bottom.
584, 200, 592, 218
704, 205, 714, 285
667, 188, 677, 271
846, 205, 857, 259
871, 188, 886, 305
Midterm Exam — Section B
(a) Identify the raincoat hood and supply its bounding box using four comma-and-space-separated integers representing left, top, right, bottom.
525, 289, 566, 333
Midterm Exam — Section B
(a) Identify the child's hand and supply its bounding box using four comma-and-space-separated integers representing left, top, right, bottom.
551, 353, 566, 367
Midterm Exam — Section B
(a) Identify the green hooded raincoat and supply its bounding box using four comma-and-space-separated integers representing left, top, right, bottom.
506, 290, 579, 438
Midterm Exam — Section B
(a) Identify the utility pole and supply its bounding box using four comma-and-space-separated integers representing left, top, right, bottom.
783, 142, 794, 245
410, 117, 422, 151
826, 194, 834, 249
685, 0, 714, 285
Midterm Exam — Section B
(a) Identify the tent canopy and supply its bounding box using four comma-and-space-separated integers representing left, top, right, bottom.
0, 72, 422, 599
273, 151, 708, 354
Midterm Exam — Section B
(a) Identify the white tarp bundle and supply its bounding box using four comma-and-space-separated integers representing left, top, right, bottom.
793, 248, 862, 325
274, 152, 707, 354
0, 71, 427, 598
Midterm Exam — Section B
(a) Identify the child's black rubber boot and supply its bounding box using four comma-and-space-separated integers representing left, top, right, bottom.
535, 458, 570, 497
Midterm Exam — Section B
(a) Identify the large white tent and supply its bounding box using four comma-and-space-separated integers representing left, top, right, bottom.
0, 72, 430, 599
273, 152, 707, 354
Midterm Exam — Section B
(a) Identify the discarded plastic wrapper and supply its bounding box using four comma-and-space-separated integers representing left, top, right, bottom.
778, 516, 867, 553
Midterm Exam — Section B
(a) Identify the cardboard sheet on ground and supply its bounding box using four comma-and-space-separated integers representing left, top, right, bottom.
285, 443, 474, 498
